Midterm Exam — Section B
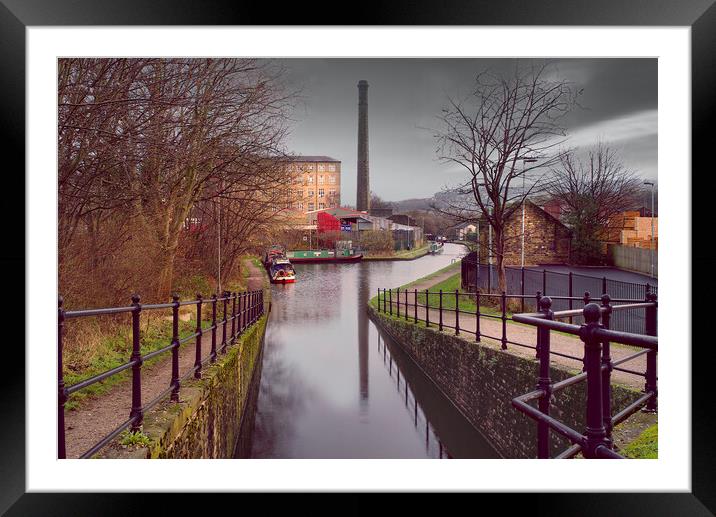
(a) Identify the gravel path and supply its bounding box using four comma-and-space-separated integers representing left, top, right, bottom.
64, 259, 266, 459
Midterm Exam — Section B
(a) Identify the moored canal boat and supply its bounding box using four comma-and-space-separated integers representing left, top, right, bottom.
263, 244, 286, 268
429, 241, 444, 254
269, 257, 296, 284
286, 248, 363, 264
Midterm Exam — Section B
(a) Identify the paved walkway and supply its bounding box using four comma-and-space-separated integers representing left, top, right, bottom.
64, 259, 266, 458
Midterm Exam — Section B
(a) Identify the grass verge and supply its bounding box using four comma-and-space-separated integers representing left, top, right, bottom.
363, 244, 429, 261
621, 424, 658, 459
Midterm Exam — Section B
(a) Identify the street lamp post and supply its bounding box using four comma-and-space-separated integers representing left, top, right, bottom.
644, 180, 655, 277
520, 157, 538, 269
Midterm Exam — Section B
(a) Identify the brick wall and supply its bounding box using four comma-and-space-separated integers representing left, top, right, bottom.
477, 201, 571, 266
369, 306, 641, 458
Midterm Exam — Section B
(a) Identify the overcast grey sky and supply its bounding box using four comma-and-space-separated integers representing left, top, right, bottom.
275, 58, 657, 204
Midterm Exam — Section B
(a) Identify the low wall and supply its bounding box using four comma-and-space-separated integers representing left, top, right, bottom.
608, 244, 658, 278
368, 305, 641, 458
104, 312, 268, 459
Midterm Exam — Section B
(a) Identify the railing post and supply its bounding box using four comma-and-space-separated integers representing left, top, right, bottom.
644, 292, 658, 412
194, 294, 203, 379
251, 291, 255, 324
383, 289, 387, 313
537, 296, 553, 458
414, 289, 418, 324
129, 294, 144, 431
602, 276, 607, 295
425, 289, 430, 328
600, 294, 613, 446
170, 293, 181, 402
210, 294, 217, 362
487, 265, 492, 294
579, 303, 609, 458
378, 289, 381, 312
542, 269, 547, 295
439, 289, 443, 331
521, 267, 525, 313
397, 287, 400, 318
389, 289, 393, 316
535, 291, 542, 358
221, 291, 228, 352
568, 272, 573, 324
475, 291, 481, 342
241, 291, 246, 332
455, 289, 460, 335
405, 289, 409, 321
501, 291, 507, 350
58, 296, 67, 459
583, 291, 591, 306
231, 291, 237, 343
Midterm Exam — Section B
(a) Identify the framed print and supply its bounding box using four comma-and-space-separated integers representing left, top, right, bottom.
3, 0, 715, 513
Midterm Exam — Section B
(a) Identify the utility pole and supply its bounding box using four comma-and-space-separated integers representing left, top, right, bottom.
217, 200, 221, 295
520, 157, 538, 268
644, 180, 656, 277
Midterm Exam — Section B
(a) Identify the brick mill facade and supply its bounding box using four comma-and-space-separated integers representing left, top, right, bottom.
476, 200, 571, 266
285, 156, 341, 212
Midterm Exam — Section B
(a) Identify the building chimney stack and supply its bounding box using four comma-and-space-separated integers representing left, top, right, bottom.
356, 80, 370, 212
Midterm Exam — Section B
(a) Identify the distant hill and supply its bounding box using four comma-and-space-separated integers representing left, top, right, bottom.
390, 188, 472, 212
390, 197, 433, 211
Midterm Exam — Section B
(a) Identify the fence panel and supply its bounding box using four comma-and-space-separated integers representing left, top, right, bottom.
460, 256, 657, 334
545, 271, 570, 312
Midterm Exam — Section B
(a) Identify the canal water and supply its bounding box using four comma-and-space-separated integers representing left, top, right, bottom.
239, 243, 499, 459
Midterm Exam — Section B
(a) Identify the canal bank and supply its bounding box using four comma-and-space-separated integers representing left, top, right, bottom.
99, 259, 271, 459
367, 305, 643, 458
362, 243, 430, 261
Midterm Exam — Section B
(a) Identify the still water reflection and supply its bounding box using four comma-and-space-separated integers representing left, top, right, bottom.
242, 243, 499, 458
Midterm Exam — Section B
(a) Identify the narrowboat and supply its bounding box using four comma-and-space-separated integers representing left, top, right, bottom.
286, 241, 363, 264
263, 245, 286, 268
269, 257, 296, 284
286, 248, 363, 264
428, 241, 444, 254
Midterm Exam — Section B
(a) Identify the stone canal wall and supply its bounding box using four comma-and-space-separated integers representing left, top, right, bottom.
108, 312, 269, 459
368, 305, 641, 459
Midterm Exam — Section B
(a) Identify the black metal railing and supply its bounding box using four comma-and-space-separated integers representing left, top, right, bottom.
510, 292, 657, 459
375, 286, 655, 368
460, 252, 657, 334
374, 287, 658, 458
58, 289, 265, 459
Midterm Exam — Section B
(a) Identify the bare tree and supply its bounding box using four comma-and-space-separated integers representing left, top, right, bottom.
545, 143, 643, 264
432, 64, 578, 291
370, 192, 393, 210
58, 58, 298, 305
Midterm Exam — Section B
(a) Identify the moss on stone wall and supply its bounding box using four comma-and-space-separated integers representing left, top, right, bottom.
102, 313, 268, 459
368, 305, 641, 459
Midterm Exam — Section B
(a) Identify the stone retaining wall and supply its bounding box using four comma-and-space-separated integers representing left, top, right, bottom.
104, 312, 268, 459
368, 305, 641, 458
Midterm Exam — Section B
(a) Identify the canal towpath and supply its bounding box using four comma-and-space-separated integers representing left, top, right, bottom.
63, 258, 267, 459
380, 266, 647, 390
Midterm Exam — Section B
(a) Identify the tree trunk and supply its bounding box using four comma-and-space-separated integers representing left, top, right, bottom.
494, 227, 507, 293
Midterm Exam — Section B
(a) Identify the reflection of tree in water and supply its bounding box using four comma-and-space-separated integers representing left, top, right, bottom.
249, 330, 316, 458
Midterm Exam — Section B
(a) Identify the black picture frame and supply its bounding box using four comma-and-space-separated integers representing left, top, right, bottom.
2, 0, 713, 513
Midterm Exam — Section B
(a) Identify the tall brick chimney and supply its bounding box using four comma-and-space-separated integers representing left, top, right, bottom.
356, 80, 370, 212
